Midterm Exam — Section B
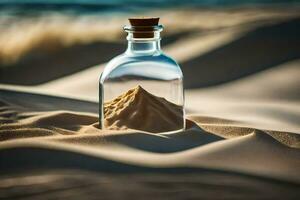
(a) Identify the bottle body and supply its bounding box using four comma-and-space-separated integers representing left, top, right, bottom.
99, 22, 185, 133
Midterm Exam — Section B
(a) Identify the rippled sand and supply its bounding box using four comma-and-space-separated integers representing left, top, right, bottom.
1, 6, 300, 199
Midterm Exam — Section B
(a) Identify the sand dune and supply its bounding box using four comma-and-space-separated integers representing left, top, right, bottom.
182, 17, 300, 88
0, 88, 300, 200
191, 59, 300, 100
1, 170, 300, 200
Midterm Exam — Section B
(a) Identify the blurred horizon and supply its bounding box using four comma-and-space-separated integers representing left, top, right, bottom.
0, 0, 299, 16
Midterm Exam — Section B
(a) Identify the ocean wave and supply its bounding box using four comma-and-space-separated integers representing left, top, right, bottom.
0, 5, 299, 67
0, 14, 126, 66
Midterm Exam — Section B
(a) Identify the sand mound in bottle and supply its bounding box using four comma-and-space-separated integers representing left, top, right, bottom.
104, 85, 184, 133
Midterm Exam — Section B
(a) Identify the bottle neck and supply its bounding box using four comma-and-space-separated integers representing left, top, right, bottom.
125, 32, 161, 55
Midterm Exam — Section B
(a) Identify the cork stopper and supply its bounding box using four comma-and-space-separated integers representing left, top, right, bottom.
128, 17, 160, 38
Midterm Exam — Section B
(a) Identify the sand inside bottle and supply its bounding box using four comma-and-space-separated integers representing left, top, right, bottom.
103, 85, 184, 133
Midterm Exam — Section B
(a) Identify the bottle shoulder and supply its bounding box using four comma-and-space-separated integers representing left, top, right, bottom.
106, 52, 179, 67
101, 52, 182, 82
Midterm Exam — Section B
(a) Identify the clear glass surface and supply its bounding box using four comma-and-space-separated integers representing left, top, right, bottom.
99, 28, 185, 133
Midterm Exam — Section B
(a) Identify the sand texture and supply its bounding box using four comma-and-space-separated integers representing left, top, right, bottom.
103, 85, 184, 132
1, 7, 300, 199
0, 89, 300, 199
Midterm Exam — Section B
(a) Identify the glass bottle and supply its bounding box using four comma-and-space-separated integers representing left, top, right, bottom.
99, 18, 185, 134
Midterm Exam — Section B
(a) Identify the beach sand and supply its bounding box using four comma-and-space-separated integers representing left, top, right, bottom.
1, 86, 300, 199
0, 6, 300, 199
